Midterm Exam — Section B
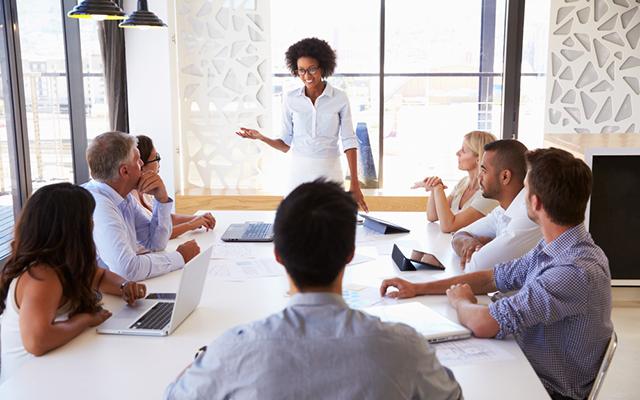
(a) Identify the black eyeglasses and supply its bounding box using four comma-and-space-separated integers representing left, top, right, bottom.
144, 153, 161, 165
296, 66, 320, 76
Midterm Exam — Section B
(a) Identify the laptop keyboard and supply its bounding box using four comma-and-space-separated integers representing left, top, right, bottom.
242, 223, 273, 240
130, 302, 174, 330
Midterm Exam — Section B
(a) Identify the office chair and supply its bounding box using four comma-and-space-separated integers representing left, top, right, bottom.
587, 330, 618, 400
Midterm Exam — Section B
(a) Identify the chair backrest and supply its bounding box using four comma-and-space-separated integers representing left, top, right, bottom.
587, 330, 618, 400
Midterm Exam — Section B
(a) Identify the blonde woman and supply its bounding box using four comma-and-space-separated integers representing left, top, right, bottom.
413, 131, 498, 233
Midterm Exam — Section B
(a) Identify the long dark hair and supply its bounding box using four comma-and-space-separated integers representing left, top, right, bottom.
0, 183, 101, 314
137, 134, 154, 164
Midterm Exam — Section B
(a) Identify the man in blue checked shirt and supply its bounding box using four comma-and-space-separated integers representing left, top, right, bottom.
382, 148, 613, 400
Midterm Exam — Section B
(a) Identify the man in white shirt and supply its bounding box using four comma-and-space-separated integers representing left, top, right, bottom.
452, 139, 541, 272
84, 131, 200, 281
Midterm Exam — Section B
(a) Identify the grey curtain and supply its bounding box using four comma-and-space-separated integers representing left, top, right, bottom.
98, 1, 129, 132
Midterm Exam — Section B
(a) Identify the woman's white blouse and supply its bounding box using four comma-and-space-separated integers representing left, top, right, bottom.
280, 83, 358, 159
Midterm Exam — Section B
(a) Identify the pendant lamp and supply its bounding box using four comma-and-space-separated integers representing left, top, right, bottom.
119, 0, 167, 29
67, 0, 126, 21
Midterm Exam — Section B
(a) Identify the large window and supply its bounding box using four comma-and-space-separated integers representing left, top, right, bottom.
0, 0, 111, 262
269, 0, 524, 192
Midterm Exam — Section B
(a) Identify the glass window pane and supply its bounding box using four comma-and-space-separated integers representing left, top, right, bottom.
270, 0, 380, 73
384, 1, 507, 191
79, 21, 109, 139
518, 0, 551, 149
386, 1, 505, 74
382, 76, 503, 191
17, 0, 74, 189
0, 4, 17, 259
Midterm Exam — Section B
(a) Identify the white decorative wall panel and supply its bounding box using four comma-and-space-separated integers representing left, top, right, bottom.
175, 0, 271, 189
546, 0, 640, 134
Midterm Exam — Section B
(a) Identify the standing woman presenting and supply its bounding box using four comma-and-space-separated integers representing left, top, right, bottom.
236, 37, 368, 211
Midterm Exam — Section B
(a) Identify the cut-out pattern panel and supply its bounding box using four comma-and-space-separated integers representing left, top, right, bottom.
546, 0, 640, 134
176, 0, 271, 189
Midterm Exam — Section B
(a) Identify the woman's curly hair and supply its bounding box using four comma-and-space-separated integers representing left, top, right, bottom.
285, 38, 337, 78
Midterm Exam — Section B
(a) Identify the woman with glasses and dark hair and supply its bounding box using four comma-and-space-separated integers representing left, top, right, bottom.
135, 135, 215, 239
0, 183, 146, 382
236, 37, 368, 212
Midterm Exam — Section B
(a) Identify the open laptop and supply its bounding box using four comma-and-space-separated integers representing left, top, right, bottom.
221, 222, 273, 242
364, 302, 471, 343
97, 246, 213, 336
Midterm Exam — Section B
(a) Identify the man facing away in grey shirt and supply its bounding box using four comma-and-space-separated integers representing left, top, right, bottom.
165, 180, 462, 400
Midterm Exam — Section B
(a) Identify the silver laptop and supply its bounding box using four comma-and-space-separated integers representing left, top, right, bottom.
97, 246, 213, 336
221, 222, 273, 242
364, 302, 471, 343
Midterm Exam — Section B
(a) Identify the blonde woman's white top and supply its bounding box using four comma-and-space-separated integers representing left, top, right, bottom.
0, 277, 71, 383
449, 176, 499, 215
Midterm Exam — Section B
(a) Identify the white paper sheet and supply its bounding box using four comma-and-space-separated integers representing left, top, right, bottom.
347, 253, 376, 266
432, 337, 515, 367
210, 243, 259, 260
208, 258, 284, 281
342, 284, 391, 309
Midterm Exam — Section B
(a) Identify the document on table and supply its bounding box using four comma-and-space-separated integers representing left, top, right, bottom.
208, 258, 284, 281
347, 251, 376, 266
342, 284, 392, 309
210, 243, 258, 260
432, 337, 514, 367
283, 283, 391, 309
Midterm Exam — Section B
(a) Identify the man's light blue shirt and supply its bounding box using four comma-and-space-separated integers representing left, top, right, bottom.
489, 224, 612, 399
165, 292, 462, 400
84, 180, 184, 281
280, 82, 358, 159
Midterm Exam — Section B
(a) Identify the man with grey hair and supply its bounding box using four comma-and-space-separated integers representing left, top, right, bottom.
84, 131, 200, 281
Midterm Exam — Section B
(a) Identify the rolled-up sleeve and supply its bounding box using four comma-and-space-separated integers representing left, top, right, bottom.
489, 265, 589, 339
280, 95, 294, 146
338, 97, 357, 151
134, 198, 172, 251
492, 245, 541, 292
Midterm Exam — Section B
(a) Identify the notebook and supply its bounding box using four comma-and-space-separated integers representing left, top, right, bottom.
364, 302, 471, 343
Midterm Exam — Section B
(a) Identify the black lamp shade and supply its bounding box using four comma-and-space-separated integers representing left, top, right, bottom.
67, 0, 126, 20
119, 0, 167, 29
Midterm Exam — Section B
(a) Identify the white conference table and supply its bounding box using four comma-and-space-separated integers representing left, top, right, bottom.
0, 211, 549, 399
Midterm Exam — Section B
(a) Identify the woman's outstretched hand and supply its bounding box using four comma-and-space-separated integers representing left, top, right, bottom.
235, 127, 263, 140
